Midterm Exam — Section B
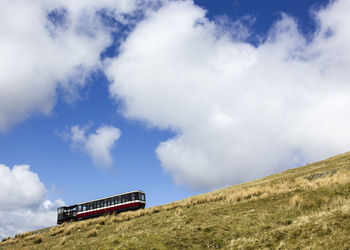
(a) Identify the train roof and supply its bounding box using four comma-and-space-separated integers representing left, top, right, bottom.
76, 190, 145, 205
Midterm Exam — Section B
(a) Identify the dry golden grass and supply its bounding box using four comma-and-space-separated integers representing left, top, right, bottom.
32, 235, 43, 244
0, 238, 19, 246
86, 229, 97, 238
14, 231, 33, 239
290, 194, 302, 208
115, 220, 134, 232
23, 234, 43, 244
95, 215, 107, 225
49, 226, 65, 236
175, 208, 184, 217
63, 223, 81, 236
59, 236, 67, 246
1, 237, 10, 243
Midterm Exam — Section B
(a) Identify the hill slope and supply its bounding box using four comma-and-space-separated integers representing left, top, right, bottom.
1, 152, 350, 249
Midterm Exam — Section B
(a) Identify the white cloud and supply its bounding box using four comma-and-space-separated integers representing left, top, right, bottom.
0, 164, 46, 210
70, 125, 121, 167
0, 164, 64, 239
0, 0, 160, 132
106, 0, 350, 189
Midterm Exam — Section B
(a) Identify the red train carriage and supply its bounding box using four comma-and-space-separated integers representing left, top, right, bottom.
57, 190, 146, 224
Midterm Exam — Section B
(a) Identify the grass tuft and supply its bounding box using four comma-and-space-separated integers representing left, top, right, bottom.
87, 229, 98, 238
175, 208, 184, 217
32, 235, 43, 244
1, 237, 10, 243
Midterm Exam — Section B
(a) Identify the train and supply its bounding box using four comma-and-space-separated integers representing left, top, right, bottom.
57, 190, 146, 224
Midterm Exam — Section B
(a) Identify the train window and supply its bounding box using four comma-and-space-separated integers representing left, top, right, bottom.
117, 196, 121, 204
89, 203, 92, 210
107, 198, 111, 206
131, 193, 135, 200
111, 198, 115, 205
104, 199, 108, 207
97, 201, 100, 208
141, 194, 145, 201
83, 204, 86, 211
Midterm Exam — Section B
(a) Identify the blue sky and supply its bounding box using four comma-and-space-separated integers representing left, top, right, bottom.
2, 0, 350, 238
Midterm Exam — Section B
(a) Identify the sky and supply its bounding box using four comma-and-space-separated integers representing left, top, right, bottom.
2, 0, 350, 238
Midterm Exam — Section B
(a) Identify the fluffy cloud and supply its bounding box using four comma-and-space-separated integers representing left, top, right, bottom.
0, 0, 160, 132
70, 125, 121, 167
0, 164, 64, 239
0, 164, 46, 210
106, 0, 350, 189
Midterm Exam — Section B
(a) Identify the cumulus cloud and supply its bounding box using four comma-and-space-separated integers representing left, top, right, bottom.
69, 125, 121, 167
0, 0, 160, 132
0, 164, 46, 210
0, 164, 64, 239
106, 0, 350, 189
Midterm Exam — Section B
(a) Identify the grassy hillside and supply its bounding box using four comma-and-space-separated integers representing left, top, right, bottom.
1, 152, 350, 249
